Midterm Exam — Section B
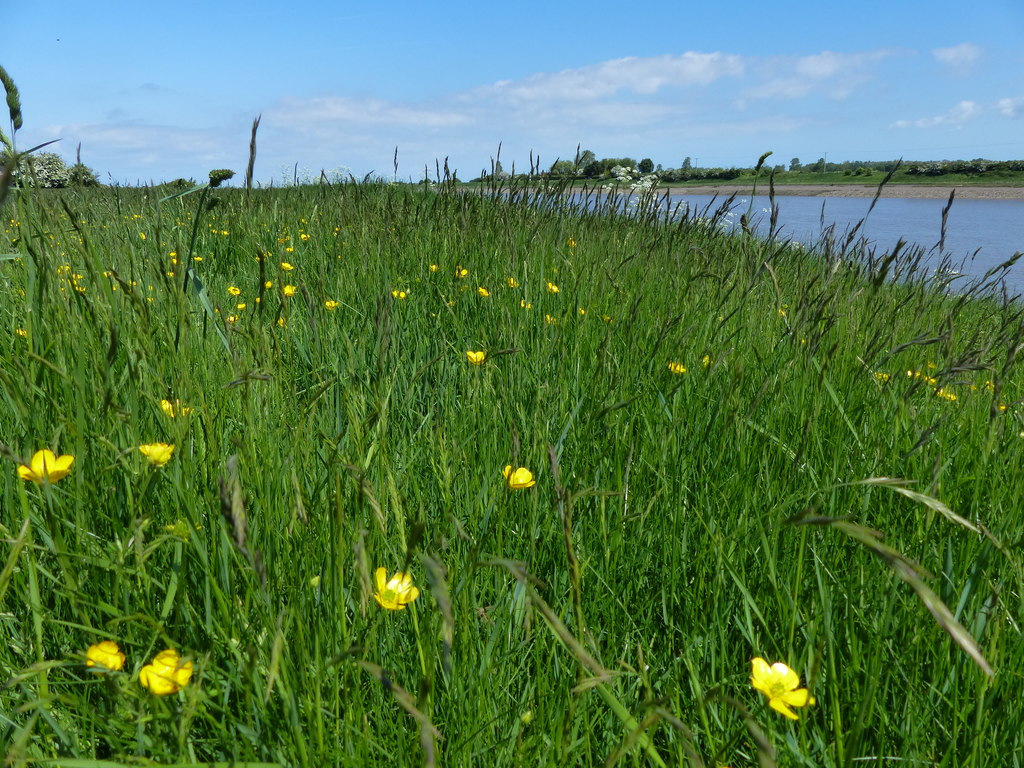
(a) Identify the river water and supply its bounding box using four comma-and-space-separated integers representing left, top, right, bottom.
666, 193, 1024, 294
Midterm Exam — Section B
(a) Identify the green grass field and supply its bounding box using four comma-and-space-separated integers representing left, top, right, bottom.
2, 176, 1023, 767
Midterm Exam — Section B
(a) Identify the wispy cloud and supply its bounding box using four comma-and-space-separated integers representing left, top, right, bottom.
465, 52, 745, 104
997, 97, 1024, 118
892, 100, 981, 129
270, 96, 469, 129
35, 121, 233, 182
932, 43, 982, 72
739, 49, 899, 104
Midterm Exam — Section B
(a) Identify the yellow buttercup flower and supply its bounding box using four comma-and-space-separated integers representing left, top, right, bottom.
546, 281, 559, 294
668, 362, 687, 374
750, 657, 815, 720
164, 519, 195, 540
506, 276, 520, 288
455, 266, 468, 278
139, 649, 193, 696
324, 300, 339, 310
392, 289, 408, 300
429, 263, 440, 272
503, 465, 536, 489
139, 443, 175, 467
477, 286, 490, 297
160, 399, 192, 418
566, 237, 576, 248
374, 567, 420, 610
283, 284, 297, 297
280, 261, 294, 270
86, 640, 126, 671
227, 285, 241, 296
17, 449, 74, 484
466, 350, 486, 366
520, 300, 533, 310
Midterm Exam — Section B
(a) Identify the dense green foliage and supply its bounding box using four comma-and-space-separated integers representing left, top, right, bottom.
1, 179, 1023, 767
533, 148, 1024, 187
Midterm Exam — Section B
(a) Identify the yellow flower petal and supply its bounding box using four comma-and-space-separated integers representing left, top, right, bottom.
780, 688, 814, 707
19, 449, 75, 483
374, 568, 420, 610
139, 443, 175, 467
86, 640, 126, 671
750, 657, 814, 720
139, 649, 193, 695
503, 465, 536, 489
768, 697, 800, 720
769, 661, 800, 691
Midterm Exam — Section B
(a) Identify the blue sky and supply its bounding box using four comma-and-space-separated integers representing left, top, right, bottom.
5, 0, 1024, 184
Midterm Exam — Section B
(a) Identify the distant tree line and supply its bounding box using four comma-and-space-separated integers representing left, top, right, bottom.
473, 150, 1024, 184
901, 159, 1024, 176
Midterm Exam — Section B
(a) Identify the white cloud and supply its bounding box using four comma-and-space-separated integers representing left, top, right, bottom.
467, 52, 745, 104
891, 100, 981, 129
39, 121, 222, 154
932, 43, 982, 71
269, 96, 468, 129
997, 97, 1024, 118
739, 49, 899, 104
30, 121, 234, 183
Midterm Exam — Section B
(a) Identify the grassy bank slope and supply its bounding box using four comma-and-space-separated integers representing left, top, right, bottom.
1, 180, 1023, 767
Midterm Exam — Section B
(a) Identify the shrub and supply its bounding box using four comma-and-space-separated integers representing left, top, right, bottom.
20, 152, 72, 188
68, 162, 100, 187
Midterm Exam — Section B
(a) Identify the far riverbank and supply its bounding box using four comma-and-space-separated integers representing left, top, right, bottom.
662, 183, 1024, 200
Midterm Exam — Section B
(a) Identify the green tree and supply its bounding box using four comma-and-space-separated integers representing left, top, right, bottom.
69, 162, 100, 186
789, 157, 801, 171
599, 157, 637, 175
549, 160, 576, 178
22, 152, 71, 188
576, 149, 596, 168
638, 158, 654, 174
